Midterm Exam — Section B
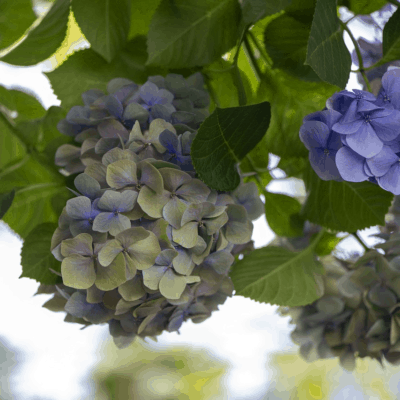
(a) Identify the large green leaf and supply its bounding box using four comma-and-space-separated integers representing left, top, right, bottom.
146, 0, 241, 68
0, 115, 26, 171
192, 102, 271, 191
241, 0, 293, 24
255, 70, 336, 158
20, 223, 63, 285
263, 191, 304, 237
0, 86, 46, 123
0, 0, 36, 50
382, 7, 400, 66
46, 36, 166, 109
230, 240, 324, 306
0, 190, 15, 219
302, 167, 393, 232
128, 0, 162, 39
264, 13, 319, 81
1, 0, 70, 66
305, 0, 351, 88
72, 0, 130, 62
345, 0, 387, 15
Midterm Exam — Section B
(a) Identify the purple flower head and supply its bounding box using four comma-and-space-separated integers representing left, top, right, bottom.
299, 109, 343, 180
375, 68, 400, 110
367, 145, 400, 195
139, 82, 176, 115
332, 104, 400, 158
327, 89, 377, 115
159, 129, 193, 171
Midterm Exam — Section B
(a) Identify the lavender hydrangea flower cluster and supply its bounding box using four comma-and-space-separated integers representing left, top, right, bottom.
300, 68, 400, 195
43, 74, 264, 348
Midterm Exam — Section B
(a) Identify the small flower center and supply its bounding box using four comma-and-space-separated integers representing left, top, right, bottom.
384, 94, 391, 102
198, 221, 204, 227
323, 148, 329, 156
113, 210, 119, 216
88, 218, 94, 224
136, 182, 143, 190
364, 114, 371, 123
356, 93, 363, 99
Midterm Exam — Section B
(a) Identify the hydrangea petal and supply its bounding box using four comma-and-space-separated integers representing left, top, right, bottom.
139, 81, 159, 104
159, 168, 191, 192
378, 163, 400, 195
98, 120, 129, 140
65, 292, 93, 318
163, 197, 188, 229
299, 121, 330, 149
176, 179, 211, 203
118, 275, 146, 301
159, 129, 179, 154
225, 218, 252, 244
106, 159, 138, 189
123, 102, 149, 124
142, 266, 167, 290
66, 196, 92, 220
203, 250, 235, 274
97, 190, 122, 211
346, 123, 383, 158
86, 284, 104, 304
92, 212, 131, 235
61, 254, 96, 289
82, 89, 105, 106
335, 146, 368, 182
138, 186, 170, 218
309, 149, 342, 181
172, 222, 199, 248
155, 249, 178, 266
85, 163, 107, 188
115, 226, 150, 248
102, 148, 138, 166
138, 161, 163, 193
95, 252, 127, 291
74, 173, 101, 199
205, 212, 229, 235
61, 233, 93, 257
371, 110, 400, 142
367, 146, 398, 177
127, 231, 161, 270
98, 239, 124, 267
173, 247, 195, 275
332, 118, 364, 135
159, 269, 187, 300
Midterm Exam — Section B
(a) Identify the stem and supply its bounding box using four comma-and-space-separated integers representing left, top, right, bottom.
233, 25, 250, 106
352, 231, 370, 252
339, 20, 372, 92
242, 35, 262, 82
344, 15, 357, 25
247, 29, 272, 67
204, 73, 221, 108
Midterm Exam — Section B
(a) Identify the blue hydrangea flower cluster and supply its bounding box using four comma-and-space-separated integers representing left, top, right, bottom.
43, 74, 264, 348
300, 68, 400, 195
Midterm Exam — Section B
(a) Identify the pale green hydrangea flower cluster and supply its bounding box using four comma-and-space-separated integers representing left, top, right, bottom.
43, 74, 264, 348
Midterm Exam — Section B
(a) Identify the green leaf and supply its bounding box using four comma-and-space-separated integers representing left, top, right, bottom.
20, 223, 63, 284
263, 191, 304, 237
230, 241, 324, 306
72, 0, 130, 62
239, 140, 270, 174
285, 0, 316, 23
191, 102, 271, 191
346, 0, 387, 15
46, 36, 166, 109
0, 115, 26, 171
0, 86, 46, 122
302, 166, 393, 232
255, 70, 336, 158
277, 156, 308, 178
241, 0, 293, 24
0, 190, 15, 219
313, 231, 344, 256
305, 0, 351, 88
204, 59, 253, 110
0, 0, 36, 50
1, 0, 70, 66
128, 0, 162, 39
382, 7, 400, 66
146, 0, 241, 68
264, 13, 319, 81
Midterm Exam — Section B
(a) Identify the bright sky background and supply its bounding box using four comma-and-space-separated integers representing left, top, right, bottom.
0, 5, 396, 399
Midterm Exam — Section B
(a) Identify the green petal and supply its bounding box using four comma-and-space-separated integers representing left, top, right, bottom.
66, 196, 91, 220
115, 298, 143, 315
128, 120, 144, 142
176, 179, 211, 203
181, 204, 202, 225
163, 197, 187, 229
203, 250, 234, 274
204, 212, 229, 235
61, 254, 96, 289
86, 284, 104, 304
118, 274, 146, 301
173, 248, 195, 275
185, 276, 200, 284
216, 230, 229, 251
123, 253, 137, 279
224, 217, 252, 244
123, 103, 149, 124
159, 269, 187, 299
138, 161, 164, 193
106, 159, 138, 189
138, 186, 169, 218
172, 222, 199, 248
102, 148, 138, 166
148, 118, 176, 151
116, 226, 150, 248
95, 252, 127, 291
85, 163, 107, 188
61, 233, 93, 258
98, 239, 123, 267
142, 265, 168, 290
159, 168, 192, 192
128, 231, 161, 270
138, 313, 157, 334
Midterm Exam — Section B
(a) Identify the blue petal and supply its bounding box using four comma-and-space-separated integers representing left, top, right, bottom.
370, 109, 400, 142
309, 148, 342, 181
299, 121, 330, 149
335, 146, 368, 182
367, 145, 398, 177
378, 163, 400, 195
346, 123, 383, 158
159, 129, 179, 153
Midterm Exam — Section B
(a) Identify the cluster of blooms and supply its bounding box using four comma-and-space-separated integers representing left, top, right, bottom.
43, 74, 264, 348
299, 68, 400, 195
280, 233, 400, 370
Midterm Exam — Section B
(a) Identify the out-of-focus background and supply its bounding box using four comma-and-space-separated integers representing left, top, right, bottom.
1, 2, 399, 399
